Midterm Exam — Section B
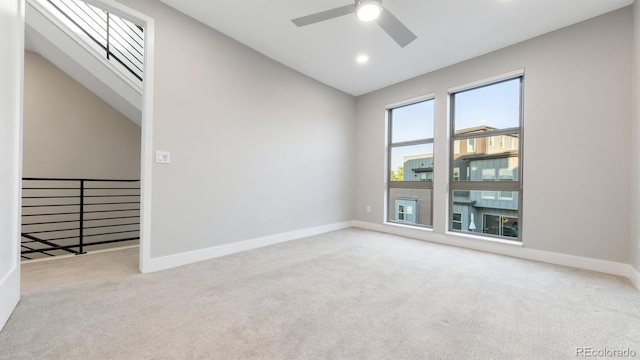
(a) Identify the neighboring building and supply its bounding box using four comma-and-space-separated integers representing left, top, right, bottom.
393, 126, 520, 239
390, 154, 434, 226
452, 126, 519, 238
403, 154, 434, 181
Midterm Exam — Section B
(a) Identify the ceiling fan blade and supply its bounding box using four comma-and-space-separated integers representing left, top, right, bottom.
292, 4, 354, 27
376, 9, 417, 48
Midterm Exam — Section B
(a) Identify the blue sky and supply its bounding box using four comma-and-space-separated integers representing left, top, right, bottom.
454, 78, 520, 131
391, 100, 434, 143
390, 78, 520, 176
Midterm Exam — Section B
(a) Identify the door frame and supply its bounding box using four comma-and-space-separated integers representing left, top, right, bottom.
85, 0, 156, 273
0, 0, 25, 332
0, 0, 155, 332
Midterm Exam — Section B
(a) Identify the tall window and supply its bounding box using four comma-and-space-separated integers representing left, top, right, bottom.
387, 98, 435, 227
449, 76, 523, 241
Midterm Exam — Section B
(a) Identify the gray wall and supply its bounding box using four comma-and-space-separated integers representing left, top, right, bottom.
117, 0, 356, 258
632, 1, 640, 273
23, 51, 141, 179
355, 8, 632, 263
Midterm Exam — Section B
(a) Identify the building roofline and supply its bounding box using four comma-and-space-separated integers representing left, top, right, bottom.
454, 125, 496, 135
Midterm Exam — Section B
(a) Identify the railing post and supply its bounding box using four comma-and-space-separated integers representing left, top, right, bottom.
78, 179, 85, 254
106, 12, 111, 60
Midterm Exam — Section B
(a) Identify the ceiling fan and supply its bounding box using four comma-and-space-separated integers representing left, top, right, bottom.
291, 0, 417, 48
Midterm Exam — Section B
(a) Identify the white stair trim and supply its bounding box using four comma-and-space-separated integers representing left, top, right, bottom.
25, 0, 142, 124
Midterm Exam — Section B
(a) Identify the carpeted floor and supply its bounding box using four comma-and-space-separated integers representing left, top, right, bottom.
1, 228, 639, 359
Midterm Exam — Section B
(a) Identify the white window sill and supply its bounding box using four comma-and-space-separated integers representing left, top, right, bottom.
444, 230, 523, 247
384, 221, 434, 232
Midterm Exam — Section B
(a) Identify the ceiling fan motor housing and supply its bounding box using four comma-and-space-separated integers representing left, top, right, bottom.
355, 0, 383, 22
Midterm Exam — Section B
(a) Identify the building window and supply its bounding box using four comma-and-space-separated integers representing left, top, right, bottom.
449, 75, 523, 242
388, 98, 435, 228
467, 138, 476, 152
483, 214, 518, 238
481, 191, 496, 199
498, 168, 514, 200
419, 172, 433, 181
395, 199, 417, 223
499, 191, 514, 200
452, 212, 462, 230
481, 169, 496, 199
482, 169, 496, 181
498, 168, 513, 181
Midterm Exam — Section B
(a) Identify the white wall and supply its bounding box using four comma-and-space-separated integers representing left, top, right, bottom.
115, 0, 356, 258
0, 0, 24, 331
355, 8, 632, 263
23, 51, 141, 179
631, 0, 640, 274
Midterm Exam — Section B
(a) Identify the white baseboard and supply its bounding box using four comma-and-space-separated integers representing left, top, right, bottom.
629, 266, 640, 290
352, 221, 635, 286
145, 222, 351, 273
143, 219, 640, 291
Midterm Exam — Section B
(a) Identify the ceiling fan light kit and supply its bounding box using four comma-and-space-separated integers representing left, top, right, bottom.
356, 0, 383, 22
291, 0, 417, 48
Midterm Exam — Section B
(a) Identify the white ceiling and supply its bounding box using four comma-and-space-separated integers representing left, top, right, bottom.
157, 0, 633, 96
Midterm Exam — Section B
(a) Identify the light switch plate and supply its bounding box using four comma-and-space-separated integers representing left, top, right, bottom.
155, 151, 170, 164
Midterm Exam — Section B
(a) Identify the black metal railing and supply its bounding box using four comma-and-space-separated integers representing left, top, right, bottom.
46, 0, 144, 82
21, 178, 140, 260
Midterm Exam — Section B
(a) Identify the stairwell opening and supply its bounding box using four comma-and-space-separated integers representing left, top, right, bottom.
21, 0, 154, 271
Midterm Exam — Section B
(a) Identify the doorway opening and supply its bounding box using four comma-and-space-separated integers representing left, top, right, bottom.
20, 0, 153, 270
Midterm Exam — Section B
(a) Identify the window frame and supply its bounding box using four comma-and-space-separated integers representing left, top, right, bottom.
448, 74, 524, 242
386, 96, 435, 228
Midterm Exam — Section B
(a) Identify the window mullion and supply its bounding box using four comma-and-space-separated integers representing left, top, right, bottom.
390, 138, 433, 148
389, 181, 433, 189
452, 127, 520, 141
451, 181, 520, 191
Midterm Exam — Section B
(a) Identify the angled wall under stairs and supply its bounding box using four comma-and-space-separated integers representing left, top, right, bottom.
25, 0, 142, 125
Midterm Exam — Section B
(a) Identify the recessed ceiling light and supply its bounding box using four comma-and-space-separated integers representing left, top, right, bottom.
356, 54, 369, 64
356, 0, 383, 22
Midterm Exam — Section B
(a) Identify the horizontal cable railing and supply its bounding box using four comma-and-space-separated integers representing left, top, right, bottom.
46, 0, 144, 82
21, 178, 140, 260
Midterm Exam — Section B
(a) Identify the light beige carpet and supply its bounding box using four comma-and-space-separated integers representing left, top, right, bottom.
1, 228, 639, 359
